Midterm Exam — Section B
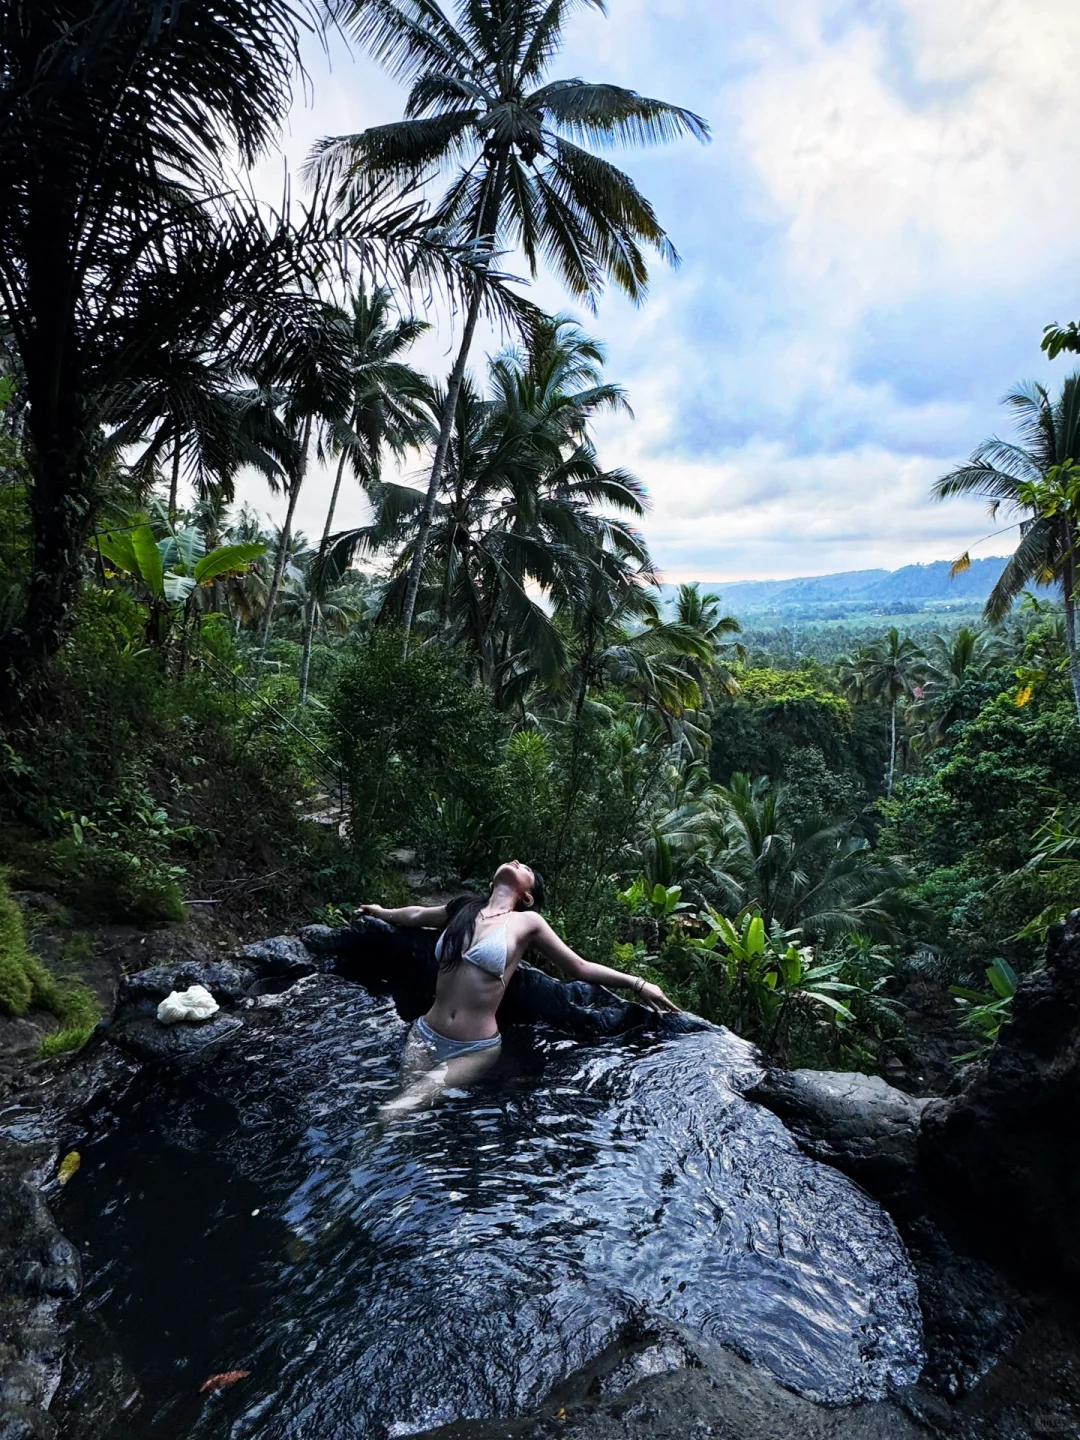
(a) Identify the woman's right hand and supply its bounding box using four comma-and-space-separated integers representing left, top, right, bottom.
355, 903, 388, 921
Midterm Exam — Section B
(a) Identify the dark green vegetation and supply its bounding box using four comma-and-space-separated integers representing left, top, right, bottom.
0, 873, 99, 1053
1, 0, 1078, 1075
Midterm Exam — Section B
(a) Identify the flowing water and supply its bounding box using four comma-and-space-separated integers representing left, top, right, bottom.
60, 974, 922, 1438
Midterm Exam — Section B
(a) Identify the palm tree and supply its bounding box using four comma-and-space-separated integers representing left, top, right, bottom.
0, 0, 314, 690
384, 375, 649, 687
595, 601, 719, 744
0, 0, 507, 699
907, 626, 1006, 749
323, 315, 652, 695
254, 302, 363, 654
703, 774, 921, 942
105, 349, 302, 519
934, 376, 1080, 724
838, 628, 923, 799
299, 285, 430, 701
279, 573, 366, 638
310, 0, 710, 642
659, 583, 743, 708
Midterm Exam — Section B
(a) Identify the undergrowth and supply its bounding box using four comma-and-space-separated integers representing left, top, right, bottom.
0, 874, 99, 1055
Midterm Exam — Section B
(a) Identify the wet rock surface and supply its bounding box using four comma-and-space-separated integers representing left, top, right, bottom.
106, 1013, 245, 1064
0, 1046, 137, 1440
421, 1328, 928, 1440
54, 974, 924, 1436
746, 1067, 930, 1212
117, 961, 255, 1011
234, 935, 319, 979
919, 907, 1080, 1283
2, 914, 1080, 1438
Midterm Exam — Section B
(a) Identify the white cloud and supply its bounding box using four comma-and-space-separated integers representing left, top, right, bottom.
223, 1, 1076, 585
593, 411, 996, 581
735, 0, 1080, 305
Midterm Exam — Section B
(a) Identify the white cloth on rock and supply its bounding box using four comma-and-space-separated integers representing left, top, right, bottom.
156, 985, 220, 1025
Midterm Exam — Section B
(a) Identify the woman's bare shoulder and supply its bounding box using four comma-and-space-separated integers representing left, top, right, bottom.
514, 910, 550, 942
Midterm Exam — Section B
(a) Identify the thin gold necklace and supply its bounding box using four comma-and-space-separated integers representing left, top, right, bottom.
479, 905, 514, 920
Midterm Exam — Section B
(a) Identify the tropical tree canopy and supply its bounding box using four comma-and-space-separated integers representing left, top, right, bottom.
311, 0, 710, 304
702, 774, 923, 943
309, 0, 709, 638
934, 375, 1080, 723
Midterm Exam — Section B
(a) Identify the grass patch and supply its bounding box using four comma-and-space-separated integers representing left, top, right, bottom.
40, 991, 101, 1057
0, 874, 100, 1055
61, 931, 95, 965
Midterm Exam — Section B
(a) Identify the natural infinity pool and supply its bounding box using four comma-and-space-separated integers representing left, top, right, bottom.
60, 975, 922, 1437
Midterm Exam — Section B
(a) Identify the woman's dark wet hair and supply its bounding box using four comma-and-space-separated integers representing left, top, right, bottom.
437, 865, 545, 972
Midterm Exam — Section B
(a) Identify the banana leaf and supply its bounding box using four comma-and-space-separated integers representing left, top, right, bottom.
194, 542, 266, 585
130, 525, 165, 599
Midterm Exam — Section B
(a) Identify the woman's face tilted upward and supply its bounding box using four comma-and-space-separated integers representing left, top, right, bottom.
491, 859, 536, 908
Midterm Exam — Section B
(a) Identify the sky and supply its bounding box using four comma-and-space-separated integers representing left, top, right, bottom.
237, 0, 1080, 584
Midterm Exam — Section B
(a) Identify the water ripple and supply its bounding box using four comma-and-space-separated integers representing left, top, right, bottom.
60, 975, 922, 1438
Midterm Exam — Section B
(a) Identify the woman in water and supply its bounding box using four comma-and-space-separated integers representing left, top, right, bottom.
358, 859, 679, 1111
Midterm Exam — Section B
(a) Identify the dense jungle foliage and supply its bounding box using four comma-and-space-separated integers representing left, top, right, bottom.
2, 0, 1079, 1072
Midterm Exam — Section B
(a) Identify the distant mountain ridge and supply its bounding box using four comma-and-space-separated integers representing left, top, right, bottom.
659, 557, 1009, 614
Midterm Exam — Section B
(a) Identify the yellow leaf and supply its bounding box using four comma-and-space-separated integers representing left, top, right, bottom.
1015, 686, 1033, 708
949, 551, 972, 579
57, 1151, 81, 1186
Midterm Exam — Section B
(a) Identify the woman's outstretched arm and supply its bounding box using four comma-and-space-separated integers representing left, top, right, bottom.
355, 903, 449, 929
526, 915, 680, 1013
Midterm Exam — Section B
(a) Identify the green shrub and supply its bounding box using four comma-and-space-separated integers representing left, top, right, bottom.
48, 839, 187, 924
882, 675, 1080, 974
711, 664, 886, 796
0, 589, 350, 924
329, 631, 505, 870
649, 907, 898, 1067
0, 875, 99, 1053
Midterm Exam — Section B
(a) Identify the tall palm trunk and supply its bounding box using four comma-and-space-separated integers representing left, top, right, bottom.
887, 699, 897, 800
401, 162, 505, 651
299, 446, 350, 704
258, 415, 311, 655
400, 284, 484, 646
1062, 526, 1080, 726
168, 434, 182, 517
0, 408, 94, 703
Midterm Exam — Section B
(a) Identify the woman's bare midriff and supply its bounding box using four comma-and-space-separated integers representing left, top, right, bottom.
425, 963, 506, 1040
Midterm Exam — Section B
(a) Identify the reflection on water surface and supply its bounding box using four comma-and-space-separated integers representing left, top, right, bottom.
61, 975, 921, 1437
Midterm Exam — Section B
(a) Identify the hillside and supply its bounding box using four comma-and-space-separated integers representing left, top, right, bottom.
659, 556, 1009, 614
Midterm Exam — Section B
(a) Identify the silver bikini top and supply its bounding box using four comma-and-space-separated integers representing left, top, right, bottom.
435, 919, 509, 978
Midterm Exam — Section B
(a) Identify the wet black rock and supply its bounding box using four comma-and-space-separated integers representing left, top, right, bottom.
0, 1171, 80, 1302
0, 1145, 78, 1440
296, 923, 340, 955
116, 961, 254, 1014
901, 1218, 1028, 1401
418, 1326, 927, 1440
107, 1014, 244, 1064
234, 935, 317, 979
322, 917, 712, 1040
919, 907, 1080, 1283
746, 1068, 930, 1212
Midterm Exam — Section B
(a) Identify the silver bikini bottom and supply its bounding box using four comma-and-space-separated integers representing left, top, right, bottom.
411, 1015, 502, 1065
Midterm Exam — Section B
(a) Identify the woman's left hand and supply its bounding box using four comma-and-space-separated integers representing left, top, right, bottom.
638, 981, 681, 1013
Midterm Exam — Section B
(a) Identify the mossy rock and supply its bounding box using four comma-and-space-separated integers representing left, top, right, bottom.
0, 873, 44, 1015
0, 874, 100, 1052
